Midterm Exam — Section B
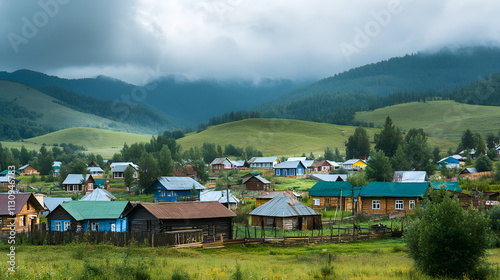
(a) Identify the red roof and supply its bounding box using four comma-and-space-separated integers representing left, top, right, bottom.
137, 201, 236, 220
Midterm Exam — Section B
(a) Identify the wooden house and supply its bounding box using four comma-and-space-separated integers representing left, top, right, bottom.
210, 158, 234, 172
249, 195, 322, 230
200, 190, 239, 210
47, 201, 132, 232
255, 190, 301, 207
127, 201, 236, 240
18, 164, 39, 176
273, 161, 306, 178
0, 193, 44, 233
312, 160, 335, 173
242, 173, 270, 191
0, 176, 19, 187
341, 159, 367, 171
458, 168, 478, 177
112, 163, 139, 180
359, 182, 430, 214
153, 176, 206, 202
248, 157, 280, 168
87, 167, 104, 178
62, 174, 95, 192
308, 181, 360, 211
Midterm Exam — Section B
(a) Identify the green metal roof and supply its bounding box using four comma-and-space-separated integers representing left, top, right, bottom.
431, 182, 462, 192
360, 182, 430, 197
309, 181, 359, 197
0, 169, 19, 175
94, 179, 108, 186
60, 201, 130, 221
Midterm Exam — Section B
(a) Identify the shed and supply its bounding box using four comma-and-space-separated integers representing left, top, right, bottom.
127, 201, 236, 240
47, 201, 132, 232
249, 195, 322, 230
242, 174, 271, 191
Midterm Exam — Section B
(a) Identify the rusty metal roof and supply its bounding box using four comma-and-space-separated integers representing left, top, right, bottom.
137, 201, 236, 220
249, 195, 320, 218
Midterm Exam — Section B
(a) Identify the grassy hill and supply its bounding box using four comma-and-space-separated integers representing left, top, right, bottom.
354, 100, 500, 143
1, 127, 152, 158
177, 118, 455, 157
0, 80, 157, 134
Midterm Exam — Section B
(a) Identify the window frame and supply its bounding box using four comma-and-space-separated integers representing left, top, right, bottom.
55, 221, 61, 231
63, 221, 70, 231
409, 200, 416, 210
395, 200, 404, 210
372, 200, 381, 209
313, 198, 320, 206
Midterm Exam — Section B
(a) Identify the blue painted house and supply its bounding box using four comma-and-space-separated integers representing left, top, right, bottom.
153, 176, 206, 203
273, 161, 307, 177
438, 156, 460, 169
46, 201, 132, 232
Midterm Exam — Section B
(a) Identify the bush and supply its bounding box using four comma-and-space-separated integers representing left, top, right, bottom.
171, 269, 190, 280
404, 189, 490, 278
488, 205, 500, 231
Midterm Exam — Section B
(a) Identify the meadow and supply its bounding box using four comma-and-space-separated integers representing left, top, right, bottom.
3, 238, 498, 279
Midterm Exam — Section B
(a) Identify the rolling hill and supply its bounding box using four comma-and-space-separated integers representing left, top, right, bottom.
354, 100, 500, 143
177, 118, 456, 157
1, 127, 153, 158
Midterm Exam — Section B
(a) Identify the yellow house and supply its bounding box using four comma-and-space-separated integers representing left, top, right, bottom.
342, 159, 367, 171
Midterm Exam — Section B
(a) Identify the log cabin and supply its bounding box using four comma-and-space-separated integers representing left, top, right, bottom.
242, 173, 270, 191
359, 182, 430, 214
0, 193, 44, 233
308, 181, 361, 211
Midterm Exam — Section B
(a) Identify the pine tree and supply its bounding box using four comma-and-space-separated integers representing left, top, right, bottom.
374, 116, 402, 157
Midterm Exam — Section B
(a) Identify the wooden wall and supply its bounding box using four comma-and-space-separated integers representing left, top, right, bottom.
251, 215, 322, 230
360, 197, 419, 214
245, 178, 269, 191
1, 200, 41, 233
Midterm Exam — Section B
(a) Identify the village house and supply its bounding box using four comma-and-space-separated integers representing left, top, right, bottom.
458, 167, 478, 177
112, 163, 139, 180
18, 164, 39, 176
242, 173, 271, 191
249, 195, 322, 230
273, 160, 307, 178
87, 166, 104, 178
341, 159, 367, 171
310, 174, 347, 182
392, 171, 428, 182
255, 190, 301, 207
153, 176, 206, 202
62, 174, 95, 192
248, 157, 280, 168
0, 193, 44, 233
47, 201, 132, 232
438, 156, 461, 169
79, 188, 116, 201
200, 189, 239, 210
127, 201, 236, 241
0, 176, 19, 187
210, 158, 234, 172
311, 160, 337, 173
52, 161, 61, 177
359, 182, 430, 215
173, 166, 198, 181
308, 181, 360, 211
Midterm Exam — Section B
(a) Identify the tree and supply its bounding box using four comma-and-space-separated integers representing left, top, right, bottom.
374, 116, 402, 157
475, 154, 493, 172
486, 132, 499, 150
123, 165, 136, 193
138, 154, 159, 193
345, 127, 370, 159
431, 147, 441, 165
460, 129, 475, 151
38, 145, 54, 176
323, 147, 334, 161
307, 152, 315, 160
404, 188, 490, 278
201, 143, 218, 164
405, 133, 435, 174
192, 159, 209, 184
475, 132, 486, 156
333, 147, 343, 162
365, 150, 393, 182
157, 146, 174, 176
20, 145, 31, 165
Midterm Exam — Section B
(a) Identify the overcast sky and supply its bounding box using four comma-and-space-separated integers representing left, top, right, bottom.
1, 0, 500, 85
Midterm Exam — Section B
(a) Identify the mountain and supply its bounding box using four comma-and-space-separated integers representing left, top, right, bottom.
0, 80, 167, 140
0, 70, 310, 128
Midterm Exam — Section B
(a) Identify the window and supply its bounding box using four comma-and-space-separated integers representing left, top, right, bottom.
91, 222, 98, 231
19, 216, 25, 227
87, 183, 93, 190
325, 198, 331, 204
111, 223, 116, 232
409, 200, 416, 210
395, 200, 404, 210
298, 168, 303, 175
63, 221, 70, 231
372, 200, 381, 209
167, 191, 173, 197
161, 191, 165, 197
313, 198, 320, 206
55, 221, 61, 231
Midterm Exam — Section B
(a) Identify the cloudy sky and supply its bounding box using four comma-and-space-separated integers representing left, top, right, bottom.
1, 0, 499, 85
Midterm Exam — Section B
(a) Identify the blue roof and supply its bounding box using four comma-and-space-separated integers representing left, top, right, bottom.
273, 160, 305, 169
431, 182, 462, 192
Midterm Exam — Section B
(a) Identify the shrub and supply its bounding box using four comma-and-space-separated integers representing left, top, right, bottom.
171, 269, 190, 280
488, 205, 500, 231
232, 262, 243, 280
404, 188, 490, 278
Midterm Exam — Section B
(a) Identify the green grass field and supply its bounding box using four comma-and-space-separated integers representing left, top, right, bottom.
1, 127, 152, 158
1, 240, 499, 279
355, 100, 500, 143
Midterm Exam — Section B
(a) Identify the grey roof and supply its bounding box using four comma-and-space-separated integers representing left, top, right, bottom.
44, 197, 72, 212
52, 161, 62, 167
465, 168, 478, 173
393, 171, 428, 182
273, 160, 305, 169
249, 195, 319, 217
87, 167, 103, 172
451, 154, 466, 160
311, 174, 347, 182
80, 188, 116, 201
343, 159, 366, 165
242, 174, 270, 184
112, 164, 138, 173
249, 157, 279, 163
210, 158, 232, 165
302, 160, 315, 168
326, 161, 340, 167
19, 164, 30, 170
110, 162, 138, 169
62, 174, 92, 185
200, 190, 239, 204
231, 160, 245, 167
287, 157, 307, 162
156, 176, 206, 191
